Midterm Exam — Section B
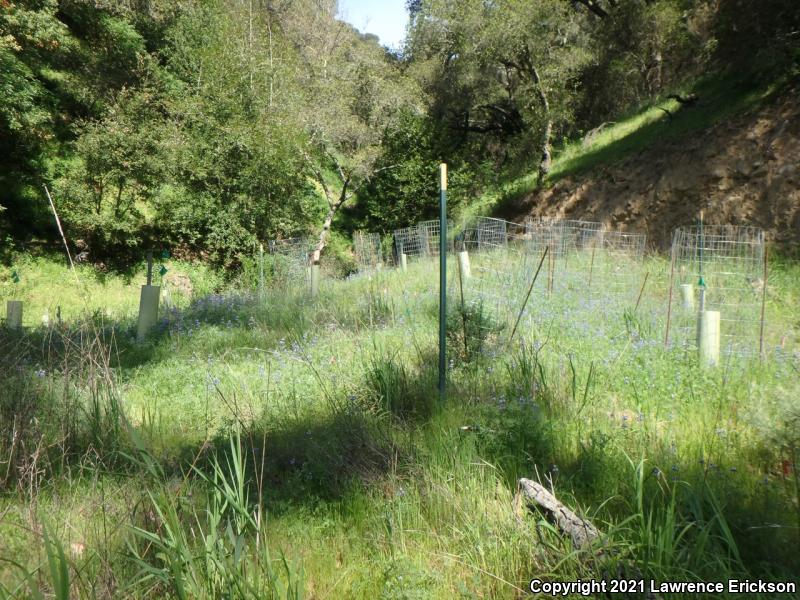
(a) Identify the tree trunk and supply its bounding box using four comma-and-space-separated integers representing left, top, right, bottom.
529, 65, 552, 182
310, 199, 341, 266
539, 115, 553, 182
309, 173, 350, 265
574, 0, 609, 18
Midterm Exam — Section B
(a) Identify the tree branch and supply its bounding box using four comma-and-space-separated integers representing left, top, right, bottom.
573, 0, 609, 19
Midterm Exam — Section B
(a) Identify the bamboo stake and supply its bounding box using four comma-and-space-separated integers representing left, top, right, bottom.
44, 185, 80, 286
508, 246, 549, 346
634, 271, 650, 313
438, 163, 448, 400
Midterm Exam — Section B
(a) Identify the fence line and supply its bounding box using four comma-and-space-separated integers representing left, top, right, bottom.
265, 218, 769, 362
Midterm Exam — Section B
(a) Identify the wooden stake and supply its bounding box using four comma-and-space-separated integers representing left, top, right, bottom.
44, 185, 80, 286
634, 271, 649, 313
759, 242, 768, 359
509, 247, 549, 346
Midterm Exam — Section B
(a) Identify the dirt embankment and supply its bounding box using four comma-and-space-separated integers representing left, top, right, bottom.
507, 88, 800, 250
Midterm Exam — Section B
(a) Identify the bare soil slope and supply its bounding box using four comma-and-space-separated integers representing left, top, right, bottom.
505, 87, 800, 250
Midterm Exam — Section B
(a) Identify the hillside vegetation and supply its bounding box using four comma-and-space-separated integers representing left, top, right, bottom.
2, 0, 799, 270
2, 1, 800, 599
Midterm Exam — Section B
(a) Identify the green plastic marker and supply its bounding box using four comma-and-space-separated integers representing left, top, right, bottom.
7, 270, 23, 329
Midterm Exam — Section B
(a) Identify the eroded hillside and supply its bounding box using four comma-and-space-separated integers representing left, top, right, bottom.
506, 86, 800, 249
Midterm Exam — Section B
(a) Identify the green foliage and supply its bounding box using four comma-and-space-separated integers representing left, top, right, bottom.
320, 231, 358, 278
1, 0, 798, 269
577, 0, 709, 124
0, 254, 799, 595
0, 0, 332, 266
346, 111, 440, 233
128, 429, 305, 599
446, 301, 503, 364
55, 84, 166, 261
713, 0, 800, 80
364, 350, 435, 419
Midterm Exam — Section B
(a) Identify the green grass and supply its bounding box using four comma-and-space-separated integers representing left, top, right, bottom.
1, 252, 799, 598
468, 73, 788, 221
0, 254, 224, 327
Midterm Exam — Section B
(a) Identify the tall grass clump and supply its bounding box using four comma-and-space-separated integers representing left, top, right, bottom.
364, 349, 436, 420
446, 301, 504, 364
128, 429, 304, 600
0, 320, 130, 494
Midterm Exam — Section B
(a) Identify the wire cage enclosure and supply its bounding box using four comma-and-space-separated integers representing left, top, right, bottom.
475, 217, 508, 250
393, 226, 423, 260
458, 218, 652, 352
457, 217, 528, 252
268, 237, 312, 287
667, 225, 766, 357
393, 220, 455, 261
524, 219, 604, 258
353, 230, 384, 273
417, 219, 454, 256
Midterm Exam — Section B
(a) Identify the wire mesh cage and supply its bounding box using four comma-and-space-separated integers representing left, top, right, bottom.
353, 230, 383, 273
667, 225, 766, 357
574, 229, 649, 309
417, 219, 455, 256
520, 220, 630, 307
458, 217, 527, 252
394, 220, 455, 260
456, 218, 654, 355
523, 219, 604, 258
475, 217, 508, 250
417, 219, 439, 256
393, 226, 423, 259
268, 237, 312, 287
387, 213, 770, 364
461, 218, 547, 335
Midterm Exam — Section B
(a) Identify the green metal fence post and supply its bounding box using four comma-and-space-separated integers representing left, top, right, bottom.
439, 163, 448, 400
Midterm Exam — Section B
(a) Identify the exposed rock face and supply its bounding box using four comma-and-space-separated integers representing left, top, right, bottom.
507, 88, 800, 250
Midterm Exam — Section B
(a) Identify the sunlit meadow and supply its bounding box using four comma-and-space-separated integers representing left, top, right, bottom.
0, 248, 798, 598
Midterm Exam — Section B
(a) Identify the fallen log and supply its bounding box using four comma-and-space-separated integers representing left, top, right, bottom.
515, 478, 663, 600
516, 478, 599, 549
